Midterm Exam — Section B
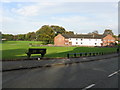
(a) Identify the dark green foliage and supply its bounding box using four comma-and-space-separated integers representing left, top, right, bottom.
36, 25, 74, 44
50, 25, 66, 35
2, 34, 14, 40
36, 25, 55, 44
25, 32, 36, 41
1, 25, 74, 43
88, 30, 99, 35
16, 34, 26, 40
103, 29, 114, 36
118, 34, 120, 37
65, 31, 74, 35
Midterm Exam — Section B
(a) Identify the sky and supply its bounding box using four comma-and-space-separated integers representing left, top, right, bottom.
0, 0, 119, 35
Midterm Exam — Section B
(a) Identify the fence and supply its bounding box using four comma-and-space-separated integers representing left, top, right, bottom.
67, 51, 117, 58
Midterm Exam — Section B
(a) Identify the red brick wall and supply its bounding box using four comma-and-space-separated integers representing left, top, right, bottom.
102, 34, 115, 46
54, 34, 65, 46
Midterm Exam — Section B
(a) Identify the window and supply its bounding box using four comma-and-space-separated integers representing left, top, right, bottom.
108, 39, 111, 41
81, 39, 83, 41
95, 43, 97, 45
81, 42, 82, 44
76, 42, 78, 44
69, 38, 71, 40
111, 39, 114, 41
76, 38, 78, 40
65, 42, 68, 45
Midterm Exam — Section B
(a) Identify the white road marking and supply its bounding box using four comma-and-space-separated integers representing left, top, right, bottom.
108, 70, 120, 78
83, 70, 120, 90
82, 84, 95, 90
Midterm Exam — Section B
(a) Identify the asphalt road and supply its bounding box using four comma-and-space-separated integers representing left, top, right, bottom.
2, 56, 119, 89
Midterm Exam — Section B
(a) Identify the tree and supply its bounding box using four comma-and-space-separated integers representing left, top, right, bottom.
2, 34, 14, 40
13, 35, 18, 40
88, 30, 99, 34
65, 31, 74, 35
88, 30, 98, 35
17, 34, 26, 40
50, 25, 66, 35
36, 25, 55, 44
92, 30, 98, 34
103, 29, 114, 36
25, 32, 36, 41
118, 34, 120, 37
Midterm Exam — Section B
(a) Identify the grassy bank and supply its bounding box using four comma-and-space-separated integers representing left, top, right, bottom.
1, 41, 117, 60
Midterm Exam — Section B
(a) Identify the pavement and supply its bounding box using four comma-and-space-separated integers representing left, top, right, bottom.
2, 56, 119, 88
2, 53, 119, 72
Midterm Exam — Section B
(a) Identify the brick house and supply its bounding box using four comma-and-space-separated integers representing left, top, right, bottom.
54, 34, 66, 46
54, 34, 116, 46
102, 34, 116, 46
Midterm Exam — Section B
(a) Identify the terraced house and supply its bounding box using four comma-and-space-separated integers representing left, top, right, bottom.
54, 33, 116, 46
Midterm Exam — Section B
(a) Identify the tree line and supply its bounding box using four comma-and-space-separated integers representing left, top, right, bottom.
2, 25, 119, 44
2, 25, 74, 44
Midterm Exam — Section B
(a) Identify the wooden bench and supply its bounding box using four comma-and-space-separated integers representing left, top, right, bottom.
26, 48, 46, 58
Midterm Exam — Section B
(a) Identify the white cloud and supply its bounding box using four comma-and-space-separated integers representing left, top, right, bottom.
52, 16, 88, 22
2, 2, 118, 35
0, 8, 15, 23
0, 3, 3, 22
12, 5, 40, 16
1, 0, 119, 2
1, 0, 12, 3
11, 2, 60, 16
11, 2, 118, 17
50, 13, 118, 34
2, 17, 15, 22
113, 3, 118, 8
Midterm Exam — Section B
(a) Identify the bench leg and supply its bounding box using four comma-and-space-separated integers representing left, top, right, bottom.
67, 54, 69, 58
41, 54, 44, 58
27, 54, 31, 58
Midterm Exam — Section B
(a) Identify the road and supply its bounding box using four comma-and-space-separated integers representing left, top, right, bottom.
2, 56, 119, 89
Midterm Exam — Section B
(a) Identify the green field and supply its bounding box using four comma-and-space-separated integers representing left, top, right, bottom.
1, 41, 117, 60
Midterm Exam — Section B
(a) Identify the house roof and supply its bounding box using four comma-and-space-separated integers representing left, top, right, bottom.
62, 34, 104, 39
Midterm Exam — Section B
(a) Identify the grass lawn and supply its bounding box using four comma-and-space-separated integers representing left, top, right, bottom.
1, 41, 118, 60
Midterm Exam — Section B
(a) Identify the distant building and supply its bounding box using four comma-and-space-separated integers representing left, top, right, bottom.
54, 34, 116, 46
2, 38, 6, 41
